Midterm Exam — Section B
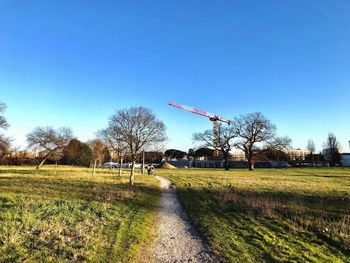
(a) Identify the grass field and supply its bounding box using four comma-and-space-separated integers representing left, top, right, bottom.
1, 166, 350, 262
161, 168, 350, 262
0, 166, 160, 263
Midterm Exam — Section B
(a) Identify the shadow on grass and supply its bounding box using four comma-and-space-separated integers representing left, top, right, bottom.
175, 186, 350, 262
0, 169, 46, 175
308, 174, 350, 179
0, 174, 160, 211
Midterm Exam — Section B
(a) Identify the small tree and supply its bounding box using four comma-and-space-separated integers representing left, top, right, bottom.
62, 139, 92, 167
194, 147, 214, 159
88, 139, 107, 175
0, 101, 10, 158
108, 107, 167, 186
144, 151, 163, 163
307, 139, 316, 166
233, 112, 277, 170
193, 124, 237, 170
323, 133, 341, 167
188, 148, 195, 159
164, 149, 187, 160
26, 126, 73, 169
98, 127, 127, 177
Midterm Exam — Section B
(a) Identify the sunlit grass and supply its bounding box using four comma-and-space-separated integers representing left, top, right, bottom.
160, 168, 350, 262
0, 165, 160, 262
2, 166, 349, 262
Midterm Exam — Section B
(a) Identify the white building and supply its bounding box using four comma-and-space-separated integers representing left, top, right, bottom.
287, 148, 309, 161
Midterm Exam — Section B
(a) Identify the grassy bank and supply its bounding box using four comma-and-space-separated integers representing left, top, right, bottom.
161, 168, 350, 262
0, 166, 160, 262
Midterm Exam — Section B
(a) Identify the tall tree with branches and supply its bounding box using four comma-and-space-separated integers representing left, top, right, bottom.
324, 132, 341, 167
193, 124, 237, 170
233, 112, 277, 170
88, 139, 107, 175
98, 127, 127, 177
107, 107, 167, 186
27, 126, 73, 169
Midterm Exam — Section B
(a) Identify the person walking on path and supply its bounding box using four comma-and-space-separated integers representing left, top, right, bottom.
147, 164, 155, 175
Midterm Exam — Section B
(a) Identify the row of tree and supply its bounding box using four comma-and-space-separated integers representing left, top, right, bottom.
306, 133, 342, 167
163, 148, 217, 160
0, 100, 345, 186
22, 107, 167, 185
193, 112, 292, 170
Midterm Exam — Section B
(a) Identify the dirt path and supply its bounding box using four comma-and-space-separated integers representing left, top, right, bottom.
150, 176, 216, 263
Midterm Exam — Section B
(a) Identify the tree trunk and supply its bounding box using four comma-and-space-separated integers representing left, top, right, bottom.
247, 148, 254, 171
142, 151, 145, 175
36, 148, 59, 169
118, 156, 123, 177
223, 152, 229, 170
36, 155, 49, 169
129, 159, 135, 186
92, 159, 97, 176
248, 155, 254, 171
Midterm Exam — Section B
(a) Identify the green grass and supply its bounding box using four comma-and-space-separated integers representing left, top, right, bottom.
160, 168, 350, 262
0, 166, 160, 263
2, 166, 350, 262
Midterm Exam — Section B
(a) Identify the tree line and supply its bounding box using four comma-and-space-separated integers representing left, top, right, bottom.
0, 103, 167, 186
306, 133, 342, 167
193, 112, 292, 170
0, 100, 346, 185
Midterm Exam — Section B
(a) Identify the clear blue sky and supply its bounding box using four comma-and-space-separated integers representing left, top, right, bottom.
1, 0, 349, 152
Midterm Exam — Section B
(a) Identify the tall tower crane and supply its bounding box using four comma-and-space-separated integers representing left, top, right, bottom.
168, 101, 231, 156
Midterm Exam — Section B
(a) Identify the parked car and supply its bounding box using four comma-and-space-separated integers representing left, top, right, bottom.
101, 162, 119, 168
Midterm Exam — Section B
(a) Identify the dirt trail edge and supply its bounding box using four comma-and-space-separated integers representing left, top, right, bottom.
150, 176, 216, 263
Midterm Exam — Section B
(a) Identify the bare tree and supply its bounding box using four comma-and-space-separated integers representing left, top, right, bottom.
323, 132, 341, 167
108, 107, 167, 186
233, 112, 277, 170
98, 127, 127, 177
193, 124, 237, 170
0, 102, 8, 130
0, 101, 10, 158
266, 136, 292, 163
307, 139, 316, 166
27, 126, 73, 169
269, 136, 292, 150
88, 139, 107, 175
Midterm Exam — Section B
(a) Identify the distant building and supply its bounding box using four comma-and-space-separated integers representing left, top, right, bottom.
322, 148, 333, 161
230, 150, 246, 161
287, 148, 309, 161
166, 159, 273, 169
341, 154, 350, 167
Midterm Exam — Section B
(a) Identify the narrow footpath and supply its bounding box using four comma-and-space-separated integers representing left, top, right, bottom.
150, 176, 216, 263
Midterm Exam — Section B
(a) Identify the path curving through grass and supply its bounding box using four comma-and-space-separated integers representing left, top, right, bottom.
150, 176, 215, 263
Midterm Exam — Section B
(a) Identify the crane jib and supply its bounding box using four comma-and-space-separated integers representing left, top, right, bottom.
168, 101, 231, 125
